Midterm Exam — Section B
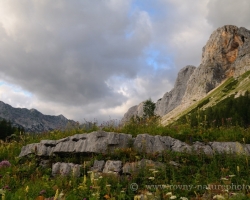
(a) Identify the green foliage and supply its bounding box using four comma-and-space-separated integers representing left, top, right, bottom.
178, 90, 250, 128
143, 98, 156, 119
0, 119, 25, 140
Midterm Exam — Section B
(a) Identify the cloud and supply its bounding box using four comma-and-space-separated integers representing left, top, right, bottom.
0, 0, 250, 123
207, 0, 250, 29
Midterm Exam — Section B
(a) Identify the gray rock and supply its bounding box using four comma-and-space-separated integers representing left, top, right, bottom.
155, 65, 196, 117
91, 160, 105, 172
103, 160, 122, 174
39, 160, 51, 168
192, 141, 213, 155
52, 162, 81, 177
0, 101, 77, 133
120, 102, 144, 124
210, 142, 248, 154
169, 161, 181, 167
19, 131, 250, 158
133, 134, 172, 154
122, 159, 165, 174
121, 66, 196, 123
183, 25, 250, 103
171, 139, 191, 153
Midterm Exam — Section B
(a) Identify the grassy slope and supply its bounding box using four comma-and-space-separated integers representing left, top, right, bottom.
162, 70, 250, 126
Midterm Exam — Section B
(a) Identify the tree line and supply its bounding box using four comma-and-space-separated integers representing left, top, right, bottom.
0, 119, 25, 140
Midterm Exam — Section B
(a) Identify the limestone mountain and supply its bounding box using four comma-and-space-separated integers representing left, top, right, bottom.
0, 101, 77, 133
162, 25, 250, 125
121, 25, 250, 125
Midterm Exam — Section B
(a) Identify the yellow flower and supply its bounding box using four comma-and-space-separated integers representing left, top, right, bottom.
54, 189, 59, 199
25, 186, 29, 193
83, 175, 87, 184
134, 195, 141, 200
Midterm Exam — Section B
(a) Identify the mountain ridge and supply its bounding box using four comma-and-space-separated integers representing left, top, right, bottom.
0, 101, 77, 133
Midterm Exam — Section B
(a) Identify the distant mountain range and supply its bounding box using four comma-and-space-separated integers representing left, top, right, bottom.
122, 25, 250, 125
0, 101, 77, 133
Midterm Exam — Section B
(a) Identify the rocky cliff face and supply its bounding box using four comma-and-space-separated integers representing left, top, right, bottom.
121, 65, 196, 123
182, 25, 250, 103
0, 101, 77, 133
122, 25, 250, 125
154, 65, 196, 116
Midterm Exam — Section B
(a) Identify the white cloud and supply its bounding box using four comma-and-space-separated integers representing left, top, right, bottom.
0, 0, 250, 123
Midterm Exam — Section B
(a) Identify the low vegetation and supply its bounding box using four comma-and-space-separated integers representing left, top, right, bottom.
1, 97, 250, 199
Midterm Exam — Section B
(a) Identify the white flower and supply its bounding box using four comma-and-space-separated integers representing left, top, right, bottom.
229, 174, 235, 178
170, 195, 177, 199
180, 197, 188, 200
166, 192, 172, 196
213, 194, 225, 199
220, 177, 229, 181
148, 177, 155, 180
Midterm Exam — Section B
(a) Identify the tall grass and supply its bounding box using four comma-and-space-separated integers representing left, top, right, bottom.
0, 119, 250, 199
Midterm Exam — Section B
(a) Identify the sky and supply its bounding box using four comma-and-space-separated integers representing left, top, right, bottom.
0, 0, 250, 123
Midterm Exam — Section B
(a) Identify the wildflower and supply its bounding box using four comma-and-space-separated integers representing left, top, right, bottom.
104, 194, 110, 199
0, 160, 11, 168
59, 190, 65, 199
54, 189, 59, 199
83, 175, 87, 184
180, 197, 188, 200
166, 192, 172, 196
220, 177, 229, 181
213, 194, 225, 199
106, 184, 111, 187
148, 177, 155, 180
170, 196, 177, 199
39, 190, 46, 195
0, 189, 5, 200
228, 174, 235, 178
25, 186, 29, 193
237, 166, 240, 172
152, 170, 159, 174
134, 195, 141, 200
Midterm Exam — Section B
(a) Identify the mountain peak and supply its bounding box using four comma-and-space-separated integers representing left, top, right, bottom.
0, 101, 77, 133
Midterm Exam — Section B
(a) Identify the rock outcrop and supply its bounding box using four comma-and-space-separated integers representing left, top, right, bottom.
154, 65, 196, 116
122, 25, 250, 125
121, 65, 196, 123
0, 101, 77, 133
182, 25, 250, 103
19, 131, 250, 158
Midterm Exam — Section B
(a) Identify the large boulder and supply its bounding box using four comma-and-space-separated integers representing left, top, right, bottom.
19, 131, 132, 157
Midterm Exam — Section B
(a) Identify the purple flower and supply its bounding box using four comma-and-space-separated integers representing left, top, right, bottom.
39, 190, 46, 195
3, 185, 10, 191
0, 160, 11, 168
